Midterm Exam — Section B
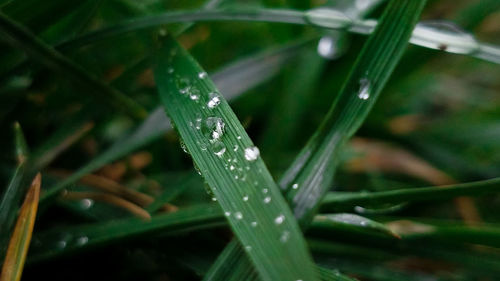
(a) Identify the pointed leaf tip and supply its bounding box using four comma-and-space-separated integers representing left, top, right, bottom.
1, 173, 41, 281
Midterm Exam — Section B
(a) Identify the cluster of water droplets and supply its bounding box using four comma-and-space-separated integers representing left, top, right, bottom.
54, 233, 90, 251
304, 5, 500, 63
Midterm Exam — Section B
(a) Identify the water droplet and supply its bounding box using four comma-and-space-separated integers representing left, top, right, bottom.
167, 67, 174, 74
245, 245, 252, 251
207, 93, 221, 109
234, 212, 243, 220
198, 71, 207, 79
57, 240, 67, 249
280, 230, 290, 243
263, 196, 271, 204
234, 175, 239, 180
189, 88, 200, 101
358, 78, 370, 100
203, 117, 225, 141
244, 146, 260, 161
80, 198, 94, 210
317, 36, 337, 59
305, 8, 352, 29
177, 77, 191, 95
237, 136, 242, 140
230, 165, 235, 171
412, 20, 479, 54
224, 211, 231, 217
211, 197, 217, 201
76, 236, 89, 246
275, 214, 285, 225
251, 221, 258, 227
292, 183, 299, 190
213, 142, 226, 158
243, 195, 249, 201
233, 145, 239, 152
180, 141, 189, 154
262, 188, 268, 194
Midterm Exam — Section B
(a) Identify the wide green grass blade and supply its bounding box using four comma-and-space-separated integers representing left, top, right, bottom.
0, 173, 40, 281
0, 123, 30, 254
154, 37, 318, 281
205, 0, 427, 279
0, 12, 147, 120
321, 177, 500, 212
40, 40, 302, 203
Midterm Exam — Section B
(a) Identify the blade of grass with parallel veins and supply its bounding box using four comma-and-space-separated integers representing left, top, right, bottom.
154, 37, 318, 281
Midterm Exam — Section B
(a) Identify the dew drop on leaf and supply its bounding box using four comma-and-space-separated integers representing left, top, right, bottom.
244, 146, 260, 161
358, 78, 370, 100
275, 214, 285, 225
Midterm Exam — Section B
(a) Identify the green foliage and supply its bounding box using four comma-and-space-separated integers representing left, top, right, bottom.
1, 0, 500, 280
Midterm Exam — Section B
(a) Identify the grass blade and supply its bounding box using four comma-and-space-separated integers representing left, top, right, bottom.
282, 0, 427, 225
40, 40, 302, 203
57, 7, 500, 64
29, 204, 224, 262
205, 0, 427, 279
0, 12, 147, 120
0, 173, 40, 281
154, 37, 318, 281
313, 214, 400, 239
321, 177, 500, 212
0, 123, 30, 253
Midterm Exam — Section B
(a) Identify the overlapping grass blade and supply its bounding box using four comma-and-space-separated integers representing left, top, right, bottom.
56, 7, 500, 64
0, 12, 147, 120
0, 173, 40, 281
205, 0, 427, 279
40, 40, 303, 203
0, 123, 30, 254
154, 36, 318, 281
313, 214, 400, 239
321, 177, 500, 212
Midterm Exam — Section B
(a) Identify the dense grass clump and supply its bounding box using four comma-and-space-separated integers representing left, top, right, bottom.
1, 0, 500, 280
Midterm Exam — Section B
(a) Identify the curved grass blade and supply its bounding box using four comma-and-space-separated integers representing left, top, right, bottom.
205, 0, 427, 280
0, 123, 30, 253
28, 204, 224, 262
40, 40, 303, 203
57, 8, 500, 64
0, 12, 147, 120
320, 177, 500, 212
154, 37, 318, 281
281, 0, 427, 226
313, 214, 400, 239
0, 173, 40, 281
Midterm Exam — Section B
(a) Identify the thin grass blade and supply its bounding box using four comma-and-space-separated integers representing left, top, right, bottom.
0, 173, 40, 281
0, 123, 30, 253
321, 177, 500, 212
57, 7, 500, 65
0, 12, 147, 120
